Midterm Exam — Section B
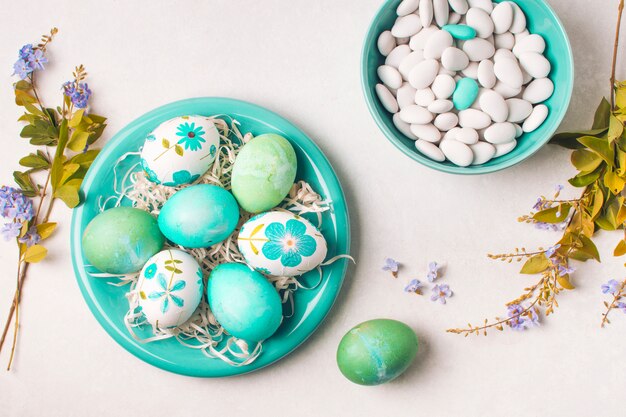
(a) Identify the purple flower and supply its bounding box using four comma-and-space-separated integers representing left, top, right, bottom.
602, 279, 621, 295
28, 49, 47, 71
426, 261, 440, 282
617, 302, 626, 314
557, 263, 575, 277
0, 186, 34, 222
404, 279, 423, 294
430, 284, 452, 304
18, 226, 40, 247
507, 304, 526, 330
545, 244, 561, 258
12, 59, 33, 79
1, 222, 22, 241
18, 44, 34, 59
555, 184, 564, 192
63, 81, 91, 109
382, 258, 399, 277
532, 198, 543, 211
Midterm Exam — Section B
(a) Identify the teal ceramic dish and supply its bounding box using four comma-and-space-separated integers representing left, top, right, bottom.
70, 98, 350, 377
361, 0, 574, 174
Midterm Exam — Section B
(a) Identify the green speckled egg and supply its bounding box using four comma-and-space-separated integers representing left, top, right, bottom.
82, 207, 164, 274
158, 184, 239, 248
207, 263, 282, 342
336, 319, 418, 386
231, 134, 297, 213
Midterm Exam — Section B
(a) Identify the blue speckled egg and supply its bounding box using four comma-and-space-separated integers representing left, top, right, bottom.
158, 184, 239, 248
207, 263, 282, 342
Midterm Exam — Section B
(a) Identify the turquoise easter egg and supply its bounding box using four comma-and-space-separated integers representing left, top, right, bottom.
231, 134, 297, 213
158, 184, 239, 248
336, 319, 418, 386
453, 78, 480, 110
82, 207, 164, 274
442, 24, 477, 40
207, 263, 283, 342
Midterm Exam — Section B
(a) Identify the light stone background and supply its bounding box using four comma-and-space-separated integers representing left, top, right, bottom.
1, 1, 625, 416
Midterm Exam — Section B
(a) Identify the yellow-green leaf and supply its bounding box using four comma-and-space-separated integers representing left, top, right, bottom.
69, 109, 85, 128
162, 138, 170, 148
36, 222, 57, 240
578, 135, 614, 166
557, 274, 575, 290
591, 187, 604, 219
67, 130, 90, 152
604, 170, 626, 195
23, 244, 48, 263
533, 204, 571, 223
571, 149, 602, 172
592, 97, 611, 130
61, 163, 81, 184
614, 240, 626, 257
520, 254, 550, 274
569, 166, 603, 187
608, 114, 625, 143
174, 144, 184, 156
54, 185, 80, 208
578, 235, 601, 262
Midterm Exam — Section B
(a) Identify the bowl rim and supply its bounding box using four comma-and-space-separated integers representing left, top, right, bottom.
360, 0, 575, 175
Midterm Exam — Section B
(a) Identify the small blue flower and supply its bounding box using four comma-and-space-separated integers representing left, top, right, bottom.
555, 184, 564, 192
28, 49, 47, 71
210, 144, 217, 157
426, 261, 440, 282
62, 81, 91, 108
255, 267, 272, 275
176, 122, 206, 151
262, 219, 317, 268
12, 59, 33, 79
144, 263, 157, 279
602, 279, 621, 295
557, 263, 575, 277
140, 158, 161, 184
147, 273, 186, 314
532, 198, 543, 211
404, 279, 423, 294
430, 284, 452, 304
162, 170, 201, 186
617, 302, 626, 314
0, 186, 34, 222
18, 226, 40, 247
545, 244, 561, 258
507, 304, 539, 331
382, 258, 399, 277
196, 267, 204, 287
145, 134, 156, 142
1, 222, 22, 241
18, 44, 34, 60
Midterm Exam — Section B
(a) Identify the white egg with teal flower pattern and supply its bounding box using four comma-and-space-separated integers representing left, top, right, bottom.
140, 115, 220, 187
136, 248, 204, 328
238, 211, 328, 277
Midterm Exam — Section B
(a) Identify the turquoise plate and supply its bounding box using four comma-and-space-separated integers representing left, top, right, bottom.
70, 98, 350, 377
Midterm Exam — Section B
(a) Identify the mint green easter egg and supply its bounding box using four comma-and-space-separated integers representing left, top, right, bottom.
453, 78, 480, 110
158, 184, 239, 248
207, 263, 283, 342
336, 319, 418, 386
82, 207, 164, 274
231, 134, 297, 213
442, 24, 477, 40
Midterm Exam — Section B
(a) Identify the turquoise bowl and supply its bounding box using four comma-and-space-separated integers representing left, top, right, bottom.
70, 98, 350, 377
361, 0, 574, 174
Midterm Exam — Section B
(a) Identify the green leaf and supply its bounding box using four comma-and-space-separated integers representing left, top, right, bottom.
174, 145, 184, 156
14, 80, 32, 91
604, 169, 626, 195
19, 153, 49, 169
162, 138, 170, 148
69, 109, 85, 128
569, 166, 603, 187
557, 274, 575, 290
533, 204, 572, 223
578, 135, 614, 166
571, 149, 602, 172
550, 128, 608, 149
608, 114, 625, 143
578, 235, 601, 262
520, 254, 550, 274
53, 184, 80, 208
13, 171, 36, 197
51, 120, 69, 191
23, 245, 47, 263
60, 163, 81, 185
36, 222, 57, 240
70, 150, 100, 167
592, 97, 611, 130
87, 114, 107, 124
596, 196, 621, 230
14, 89, 36, 106
67, 130, 90, 152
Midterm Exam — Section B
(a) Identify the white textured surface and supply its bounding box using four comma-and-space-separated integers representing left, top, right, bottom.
0, 1, 625, 416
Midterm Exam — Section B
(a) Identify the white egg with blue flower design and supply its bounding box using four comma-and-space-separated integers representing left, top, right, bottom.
238, 211, 328, 277
140, 115, 220, 187
136, 248, 204, 328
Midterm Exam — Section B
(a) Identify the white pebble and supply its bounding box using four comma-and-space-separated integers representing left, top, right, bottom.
494, 139, 517, 157
466, 7, 494, 38
461, 62, 480, 79
513, 34, 546, 57
448, 12, 462, 24
434, 112, 459, 130
493, 81, 521, 99
519, 52, 551, 78
375, 84, 399, 113
409, 59, 440, 89
444, 127, 461, 140
448, 0, 469, 14
431, 74, 457, 99
410, 123, 442, 142
419, 0, 434, 27
438, 67, 457, 77
523, 78, 554, 104
506, 98, 533, 122
440, 139, 474, 166
463, 38, 495, 61
494, 32, 515, 49
492, 2, 514, 34
521, 67, 533, 85
415, 88, 436, 106
514, 29, 530, 43
428, 99, 454, 113
470, 141, 496, 164
392, 14, 423, 38
377, 65, 403, 89
456, 127, 479, 144
397, 37, 410, 45
441, 47, 470, 71
433, 0, 450, 26
393, 113, 418, 139
514, 123, 523, 138
509, 2, 527, 34
494, 58, 523, 88
458, 109, 492, 129
493, 48, 516, 62
378, 31, 396, 56
484, 122, 517, 144
400, 105, 435, 124
397, 0, 420, 16
424, 30, 454, 59
399, 50, 425, 80
479, 89, 508, 122
397, 83, 418, 108
467, 0, 493, 13
477, 60, 496, 88
410, 26, 439, 50
415, 139, 446, 161
522, 104, 549, 132
385, 45, 412, 68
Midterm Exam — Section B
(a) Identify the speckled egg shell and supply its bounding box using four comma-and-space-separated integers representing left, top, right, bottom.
207, 263, 283, 342
82, 207, 164, 274
136, 249, 204, 328
140, 115, 220, 187
237, 211, 328, 277
158, 184, 240, 248
336, 319, 419, 386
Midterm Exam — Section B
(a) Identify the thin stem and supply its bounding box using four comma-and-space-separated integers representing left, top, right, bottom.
610, 0, 624, 109
601, 280, 626, 327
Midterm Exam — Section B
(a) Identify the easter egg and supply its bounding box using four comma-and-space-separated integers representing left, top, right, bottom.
140, 116, 220, 187
137, 249, 204, 328
237, 211, 327, 277
231, 134, 297, 213
158, 184, 239, 248
82, 207, 164, 274
207, 263, 282, 342
336, 319, 419, 386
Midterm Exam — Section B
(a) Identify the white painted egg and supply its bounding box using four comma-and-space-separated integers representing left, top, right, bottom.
136, 249, 204, 328
140, 116, 220, 187
237, 211, 328, 277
